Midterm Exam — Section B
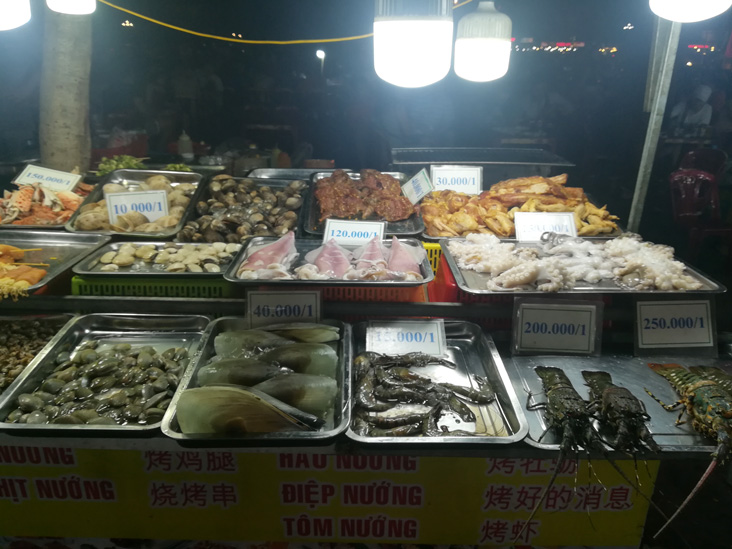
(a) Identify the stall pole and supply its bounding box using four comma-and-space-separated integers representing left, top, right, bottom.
627, 18, 681, 233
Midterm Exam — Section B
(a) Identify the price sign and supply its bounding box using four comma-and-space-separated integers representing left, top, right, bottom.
636, 300, 714, 349
514, 301, 600, 355
366, 319, 446, 356
514, 212, 577, 241
430, 165, 482, 195
323, 219, 385, 246
247, 290, 321, 328
14, 164, 82, 192
401, 168, 434, 204
106, 190, 169, 225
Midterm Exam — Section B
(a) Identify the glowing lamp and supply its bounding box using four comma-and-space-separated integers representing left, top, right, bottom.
47, 0, 96, 15
454, 1, 512, 82
374, 0, 453, 88
0, 0, 31, 31
649, 0, 732, 22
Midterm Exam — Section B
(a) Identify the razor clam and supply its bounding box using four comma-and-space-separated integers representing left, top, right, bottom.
253, 373, 338, 418
258, 323, 340, 343
259, 343, 338, 378
196, 358, 287, 387
213, 330, 295, 358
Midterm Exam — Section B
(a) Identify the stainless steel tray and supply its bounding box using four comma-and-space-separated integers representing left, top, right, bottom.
346, 320, 529, 444
73, 241, 239, 278
507, 354, 723, 453
224, 237, 434, 286
0, 230, 111, 291
0, 314, 210, 433
441, 239, 726, 294
65, 169, 204, 239
161, 317, 352, 445
303, 172, 425, 237
248, 168, 348, 180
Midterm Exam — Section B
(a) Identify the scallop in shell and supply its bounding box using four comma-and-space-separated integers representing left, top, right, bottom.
102, 183, 127, 194
112, 254, 135, 266
142, 175, 173, 193
136, 222, 165, 233
156, 215, 180, 228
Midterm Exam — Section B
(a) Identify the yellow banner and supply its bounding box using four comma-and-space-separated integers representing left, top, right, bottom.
0, 444, 658, 546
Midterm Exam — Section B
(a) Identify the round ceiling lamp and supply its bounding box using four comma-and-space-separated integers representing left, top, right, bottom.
47, 0, 96, 15
373, 0, 454, 88
454, 1, 512, 82
649, 0, 732, 22
0, 0, 31, 31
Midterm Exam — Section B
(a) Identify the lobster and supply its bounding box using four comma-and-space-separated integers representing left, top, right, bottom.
515, 366, 664, 543
582, 370, 660, 453
646, 362, 732, 538
689, 365, 732, 395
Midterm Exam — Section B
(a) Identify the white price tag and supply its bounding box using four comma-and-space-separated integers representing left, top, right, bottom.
516, 302, 597, 354
247, 290, 321, 328
401, 168, 434, 204
14, 164, 82, 192
366, 319, 446, 356
430, 165, 482, 195
636, 300, 713, 349
323, 219, 385, 246
514, 212, 577, 241
106, 190, 169, 225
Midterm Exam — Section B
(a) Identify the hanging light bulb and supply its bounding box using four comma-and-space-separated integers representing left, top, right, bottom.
649, 0, 732, 23
0, 0, 31, 31
46, 0, 96, 15
373, 0, 453, 88
454, 1, 512, 82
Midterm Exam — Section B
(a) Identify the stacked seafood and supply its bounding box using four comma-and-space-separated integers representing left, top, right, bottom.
175, 323, 341, 435
351, 352, 499, 437
4, 341, 189, 426
235, 231, 426, 281
0, 244, 49, 300
447, 232, 703, 291
93, 242, 241, 274
73, 175, 196, 233
177, 175, 305, 244
0, 318, 67, 392
0, 181, 91, 226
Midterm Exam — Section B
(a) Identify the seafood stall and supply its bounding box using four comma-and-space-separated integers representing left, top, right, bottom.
0, 167, 728, 549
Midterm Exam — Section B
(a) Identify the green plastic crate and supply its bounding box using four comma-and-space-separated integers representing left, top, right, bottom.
71, 276, 234, 298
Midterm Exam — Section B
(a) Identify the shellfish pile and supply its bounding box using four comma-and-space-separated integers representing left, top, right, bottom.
4, 340, 190, 426
176, 175, 306, 244
73, 175, 197, 233
94, 242, 241, 274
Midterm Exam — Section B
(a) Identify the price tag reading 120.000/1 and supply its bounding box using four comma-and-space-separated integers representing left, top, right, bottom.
247, 290, 321, 328
323, 219, 385, 246
366, 319, 446, 356
515, 302, 598, 355
105, 190, 169, 225
636, 300, 714, 349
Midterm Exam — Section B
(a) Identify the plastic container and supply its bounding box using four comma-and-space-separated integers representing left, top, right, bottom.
71, 276, 235, 298
177, 131, 194, 161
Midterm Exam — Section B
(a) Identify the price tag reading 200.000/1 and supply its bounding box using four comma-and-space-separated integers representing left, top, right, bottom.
366, 320, 446, 357
246, 290, 321, 328
515, 302, 599, 355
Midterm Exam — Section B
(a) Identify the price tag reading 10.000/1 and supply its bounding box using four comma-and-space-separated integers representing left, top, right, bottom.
366, 319, 446, 357
246, 290, 321, 328
105, 190, 169, 225
515, 302, 598, 355
636, 300, 714, 349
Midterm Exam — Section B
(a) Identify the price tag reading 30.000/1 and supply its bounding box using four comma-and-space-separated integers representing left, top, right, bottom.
366, 319, 446, 357
247, 290, 321, 328
516, 302, 598, 355
636, 300, 714, 349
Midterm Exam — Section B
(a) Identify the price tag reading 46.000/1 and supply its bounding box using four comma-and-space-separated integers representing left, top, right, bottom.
366, 319, 446, 357
515, 302, 599, 355
247, 290, 321, 328
636, 300, 714, 349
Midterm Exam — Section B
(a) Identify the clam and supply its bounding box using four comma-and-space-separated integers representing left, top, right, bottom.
100, 264, 119, 272
102, 183, 127, 194
74, 211, 108, 231
176, 183, 197, 195
100, 251, 117, 264
136, 222, 165, 233
134, 245, 157, 259
112, 254, 135, 267
142, 175, 173, 193
166, 262, 186, 272
167, 191, 190, 208
203, 263, 220, 273
155, 215, 180, 228
115, 211, 149, 231
118, 243, 137, 256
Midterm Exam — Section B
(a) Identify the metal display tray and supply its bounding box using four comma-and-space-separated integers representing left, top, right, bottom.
303, 172, 425, 237
248, 168, 349, 180
224, 237, 434, 286
507, 354, 725, 453
64, 169, 204, 239
161, 317, 352, 445
0, 314, 210, 433
440, 239, 725, 294
72, 241, 237, 278
346, 320, 529, 445
390, 147, 575, 167
0, 230, 111, 291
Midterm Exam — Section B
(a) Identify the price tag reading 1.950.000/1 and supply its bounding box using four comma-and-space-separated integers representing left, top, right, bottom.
636, 300, 714, 349
366, 319, 446, 357
430, 165, 482, 195
323, 218, 385, 246
247, 290, 321, 328
105, 190, 169, 225
514, 211, 577, 242
515, 302, 598, 355
14, 164, 82, 192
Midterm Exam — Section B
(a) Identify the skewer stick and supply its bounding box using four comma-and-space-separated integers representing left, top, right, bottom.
17, 248, 42, 252
14, 262, 50, 267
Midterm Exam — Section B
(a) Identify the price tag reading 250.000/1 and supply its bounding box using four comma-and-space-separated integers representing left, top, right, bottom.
366, 319, 446, 357
247, 290, 321, 328
636, 300, 714, 349
515, 301, 599, 355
